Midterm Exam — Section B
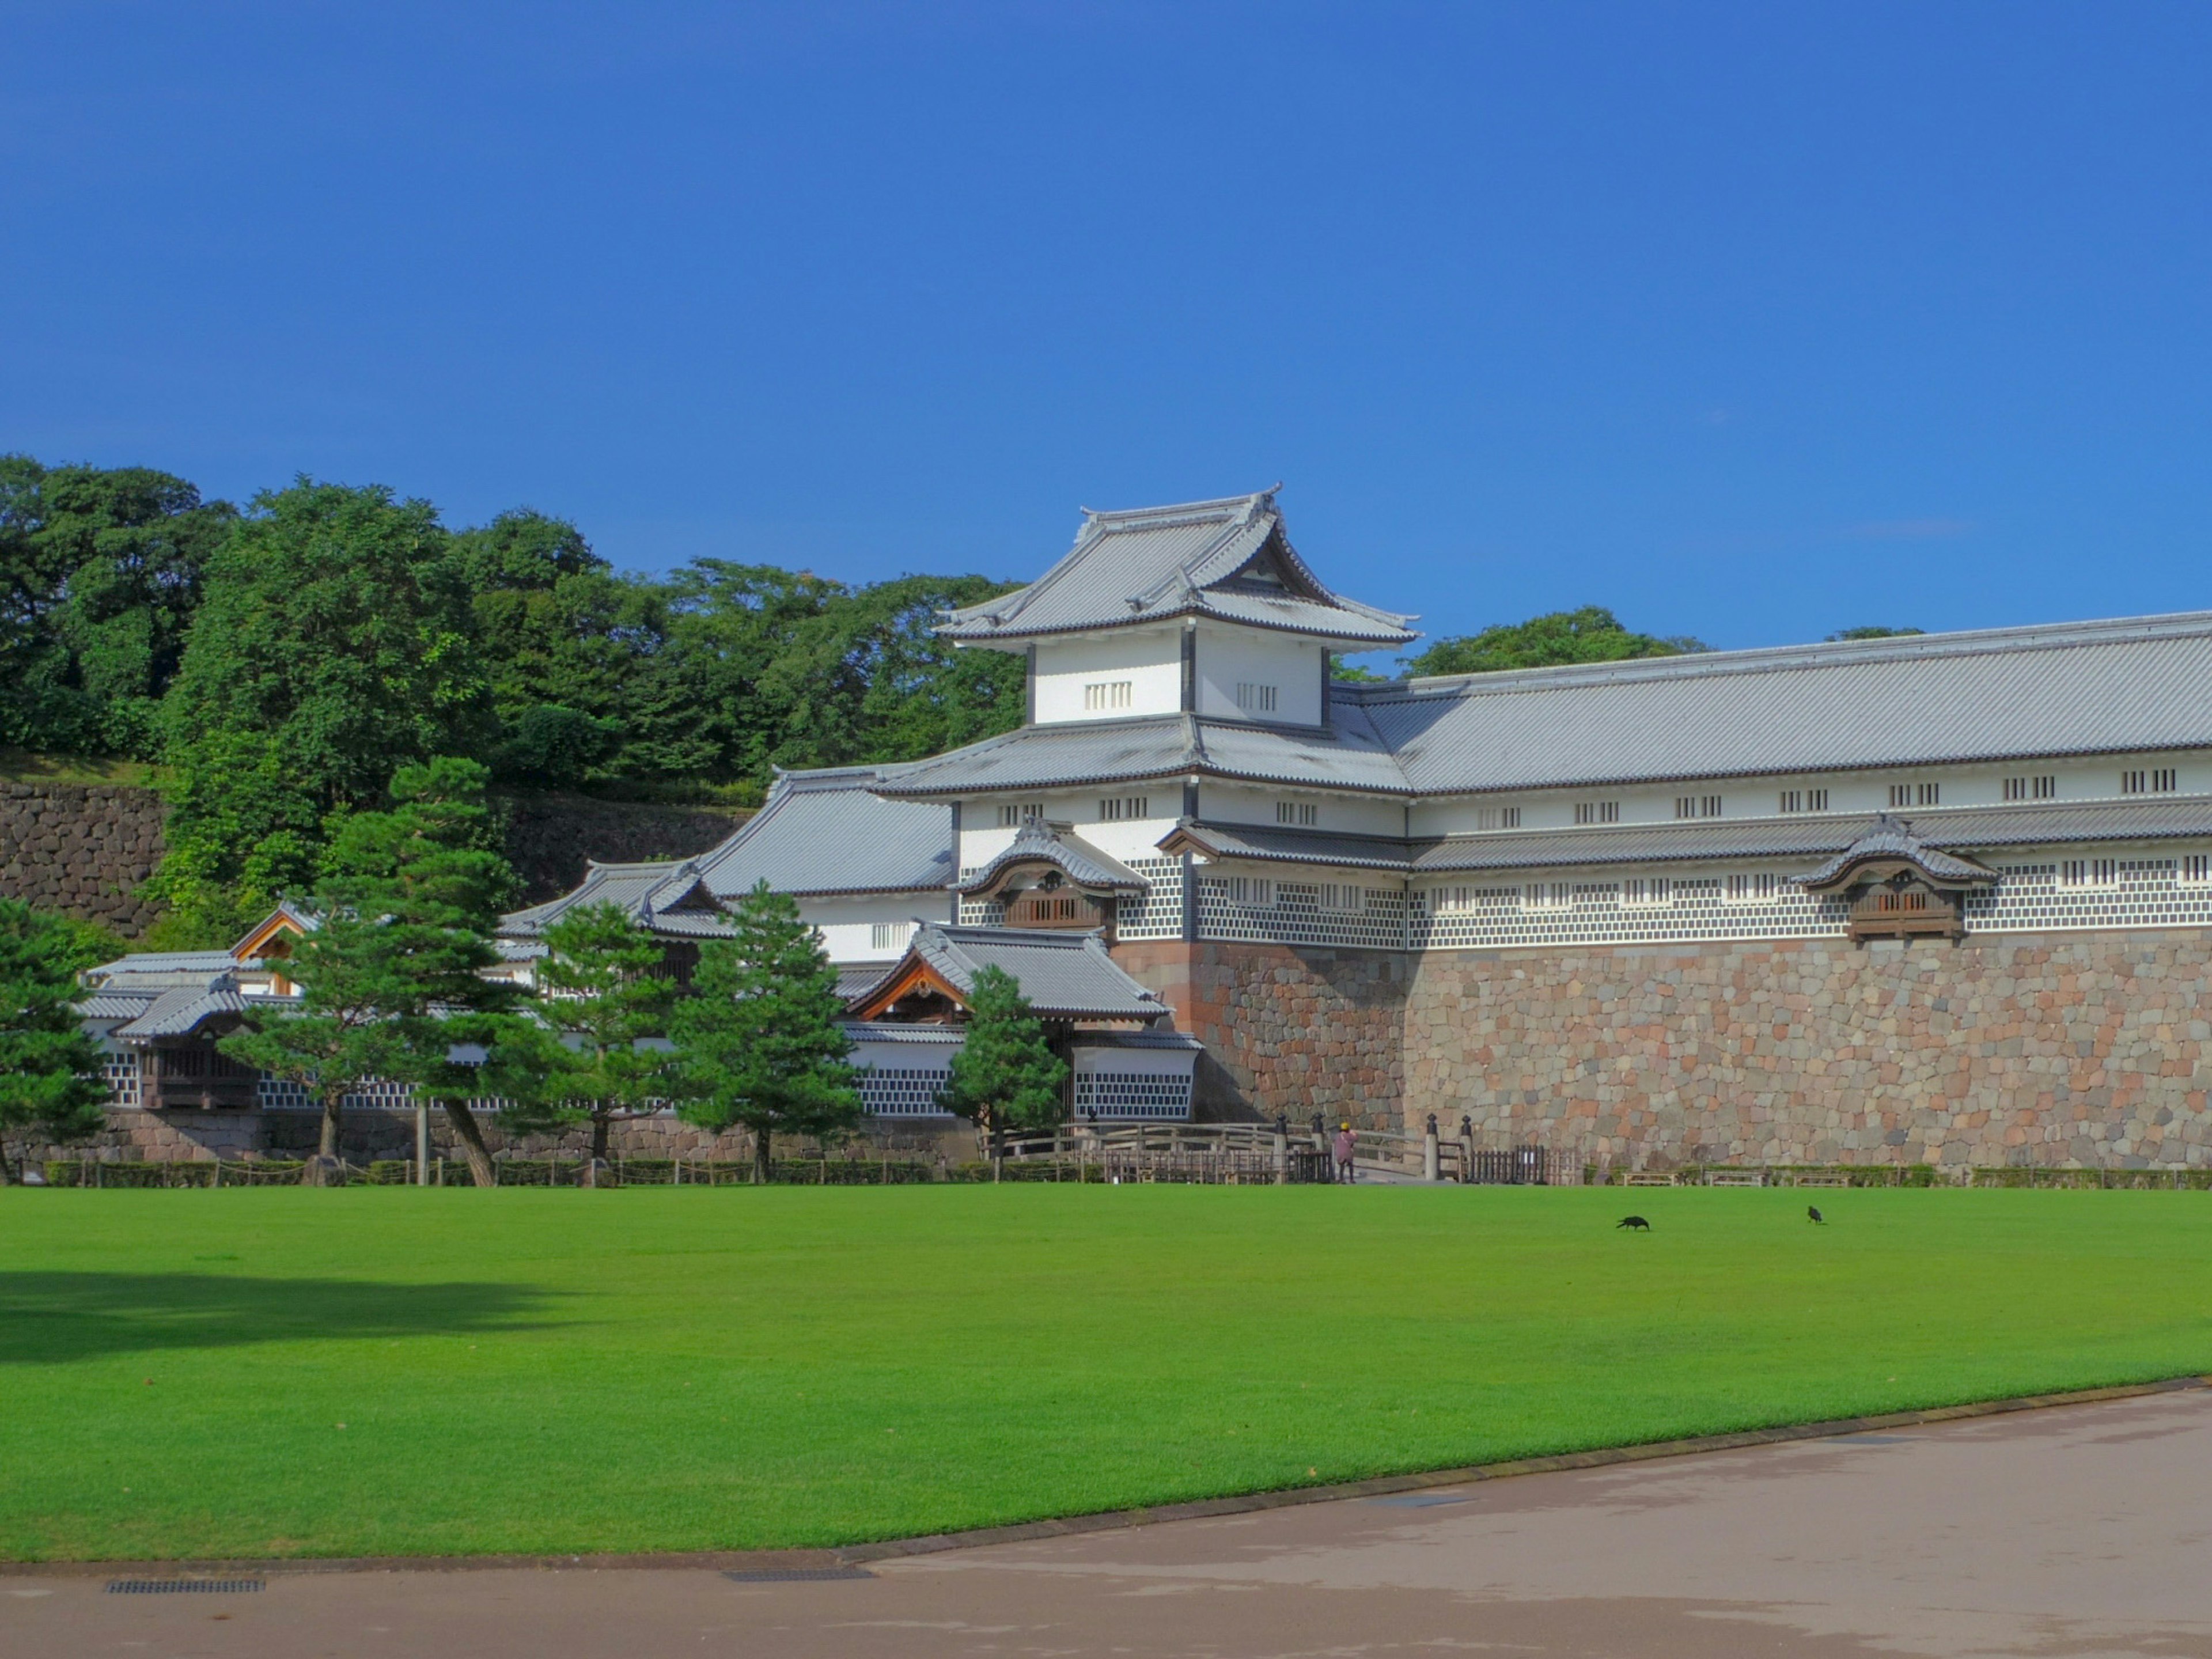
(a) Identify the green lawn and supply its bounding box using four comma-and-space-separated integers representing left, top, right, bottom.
3, 1185, 2210, 1561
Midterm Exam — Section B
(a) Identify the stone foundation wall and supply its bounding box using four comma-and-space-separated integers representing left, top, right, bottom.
0, 782, 166, 935
498, 794, 752, 904
1113, 940, 1407, 1127
1406, 931, 2212, 1171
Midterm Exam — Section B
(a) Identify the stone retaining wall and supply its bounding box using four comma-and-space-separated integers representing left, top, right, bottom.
0, 779, 752, 933
0, 781, 166, 935
1113, 940, 1408, 1127
1406, 931, 2212, 1171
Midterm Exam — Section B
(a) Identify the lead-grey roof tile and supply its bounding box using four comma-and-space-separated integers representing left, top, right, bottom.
856, 923, 1168, 1021
938, 493, 1416, 646
1358, 611, 2212, 794
957, 820, 1148, 896
1794, 815, 1999, 888
874, 713, 1409, 798
695, 767, 955, 898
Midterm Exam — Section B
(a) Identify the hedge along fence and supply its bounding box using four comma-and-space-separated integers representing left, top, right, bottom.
36, 1156, 941, 1188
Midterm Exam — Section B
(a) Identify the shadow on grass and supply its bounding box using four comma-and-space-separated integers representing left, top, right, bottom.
0, 1272, 559, 1363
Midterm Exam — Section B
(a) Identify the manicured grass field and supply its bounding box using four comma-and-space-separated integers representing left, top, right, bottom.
3, 1184, 2210, 1561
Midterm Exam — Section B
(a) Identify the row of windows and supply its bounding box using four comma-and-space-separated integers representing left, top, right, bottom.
1426, 874, 1787, 911
1215, 877, 1369, 912
986, 764, 2188, 838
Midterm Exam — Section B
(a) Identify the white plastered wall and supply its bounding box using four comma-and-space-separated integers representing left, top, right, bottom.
1194, 623, 1323, 725
1032, 629, 1183, 724
1198, 781, 1402, 836
799, 892, 948, 963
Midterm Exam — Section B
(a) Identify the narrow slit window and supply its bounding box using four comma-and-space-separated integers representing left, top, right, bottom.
1573, 801, 1620, 825
1083, 681, 1132, 711
1097, 796, 1150, 821
1276, 801, 1319, 827
1234, 683, 1278, 714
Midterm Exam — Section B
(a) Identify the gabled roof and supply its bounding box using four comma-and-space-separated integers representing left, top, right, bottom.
498, 858, 732, 941
957, 819, 1147, 897
872, 711, 1409, 799
81, 950, 237, 986
85, 969, 253, 1041
1355, 611, 2212, 795
695, 767, 955, 898
1793, 815, 2001, 892
936, 493, 1417, 647
846, 924, 1169, 1022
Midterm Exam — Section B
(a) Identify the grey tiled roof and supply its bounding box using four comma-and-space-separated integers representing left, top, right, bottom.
1793, 815, 2001, 888
82, 951, 237, 984
937, 493, 1416, 646
498, 858, 732, 941
111, 979, 251, 1040
853, 923, 1169, 1022
1358, 611, 2212, 794
695, 767, 955, 898
874, 713, 1408, 798
1159, 820, 1416, 872
1068, 1028, 1205, 1052
78, 991, 158, 1021
840, 1020, 964, 1046
957, 819, 1147, 896
835, 961, 902, 1001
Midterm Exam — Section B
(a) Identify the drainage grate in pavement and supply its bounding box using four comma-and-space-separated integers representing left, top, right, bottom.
105, 1579, 264, 1595
722, 1567, 876, 1584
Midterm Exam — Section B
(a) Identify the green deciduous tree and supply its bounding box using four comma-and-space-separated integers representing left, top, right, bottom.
1827, 625, 1925, 641
0, 899, 109, 1183
0, 456, 236, 758
536, 902, 681, 1166
938, 965, 1068, 1172
1403, 607, 1709, 677
153, 479, 488, 942
669, 881, 858, 1180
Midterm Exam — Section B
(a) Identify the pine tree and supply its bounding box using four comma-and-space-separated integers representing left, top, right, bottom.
938, 965, 1067, 1173
669, 881, 858, 1181
0, 900, 108, 1184
221, 757, 525, 1183
536, 902, 680, 1168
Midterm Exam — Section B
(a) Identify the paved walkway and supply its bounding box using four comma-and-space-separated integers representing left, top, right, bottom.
7, 1389, 2212, 1658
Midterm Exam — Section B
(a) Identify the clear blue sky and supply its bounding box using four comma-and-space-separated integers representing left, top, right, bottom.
7, 2, 2211, 661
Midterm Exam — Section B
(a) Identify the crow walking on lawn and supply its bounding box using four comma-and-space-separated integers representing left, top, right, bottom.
1807, 1205, 1825, 1224
1616, 1215, 1652, 1231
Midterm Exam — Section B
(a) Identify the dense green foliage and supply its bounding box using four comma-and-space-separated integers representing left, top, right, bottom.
2, 1187, 2210, 1558
1403, 605, 1710, 676
1828, 624, 1926, 641
940, 964, 1069, 1155
671, 882, 861, 1178
218, 759, 523, 1171
0, 458, 237, 759
535, 902, 682, 1164
0, 900, 108, 1182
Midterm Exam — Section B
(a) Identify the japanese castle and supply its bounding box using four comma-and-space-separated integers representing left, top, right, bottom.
81, 490, 2212, 1171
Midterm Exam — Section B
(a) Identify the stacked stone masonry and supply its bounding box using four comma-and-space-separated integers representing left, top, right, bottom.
0, 782, 167, 935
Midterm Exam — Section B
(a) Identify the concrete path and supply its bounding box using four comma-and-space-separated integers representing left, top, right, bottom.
7, 1389, 2212, 1658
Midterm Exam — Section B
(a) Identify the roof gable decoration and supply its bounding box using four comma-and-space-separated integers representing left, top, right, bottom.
935, 493, 1418, 647
1790, 815, 2001, 895
844, 923, 1169, 1025
1791, 814, 1998, 945
957, 819, 1148, 900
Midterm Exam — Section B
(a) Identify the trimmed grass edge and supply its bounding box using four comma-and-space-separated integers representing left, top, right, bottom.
9, 1372, 2207, 1578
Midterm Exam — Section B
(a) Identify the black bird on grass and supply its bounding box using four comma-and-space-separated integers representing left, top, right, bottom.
1807, 1205, 1825, 1224
1616, 1214, 1652, 1231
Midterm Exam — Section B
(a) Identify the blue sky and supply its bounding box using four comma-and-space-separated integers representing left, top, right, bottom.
6, 2, 2211, 662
